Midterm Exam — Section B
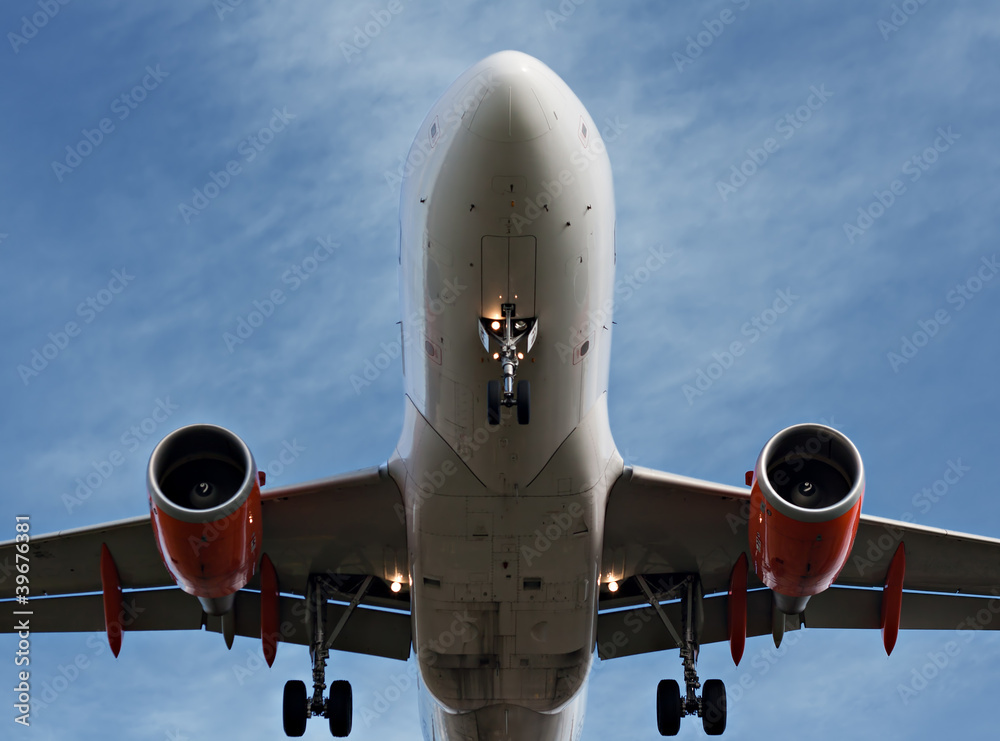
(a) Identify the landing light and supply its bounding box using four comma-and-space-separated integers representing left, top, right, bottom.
493, 352, 499, 360
491, 320, 501, 331
517, 353, 523, 360
608, 580, 619, 593
390, 580, 402, 593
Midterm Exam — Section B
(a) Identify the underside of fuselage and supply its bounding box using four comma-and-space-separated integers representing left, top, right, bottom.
388, 50, 622, 740
419, 684, 590, 741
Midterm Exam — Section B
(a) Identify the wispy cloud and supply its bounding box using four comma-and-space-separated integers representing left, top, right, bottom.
2, 1, 999, 739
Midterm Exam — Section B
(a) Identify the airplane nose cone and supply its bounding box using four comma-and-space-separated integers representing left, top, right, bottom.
468, 53, 555, 143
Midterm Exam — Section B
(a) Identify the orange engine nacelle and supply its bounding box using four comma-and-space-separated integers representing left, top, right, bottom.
147, 424, 263, 615
748, 423, 865, 614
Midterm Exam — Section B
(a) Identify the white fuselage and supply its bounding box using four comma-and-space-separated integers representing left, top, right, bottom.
387, 51, 623, 741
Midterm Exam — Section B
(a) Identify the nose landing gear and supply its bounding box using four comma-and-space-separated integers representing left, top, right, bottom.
480, 304, 536, 426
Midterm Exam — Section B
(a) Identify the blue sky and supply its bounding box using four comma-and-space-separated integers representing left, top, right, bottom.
2, 0, 1000, 738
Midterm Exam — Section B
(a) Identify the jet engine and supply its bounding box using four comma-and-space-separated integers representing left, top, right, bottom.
747, 423, 865, 614
147, 424, 263, 615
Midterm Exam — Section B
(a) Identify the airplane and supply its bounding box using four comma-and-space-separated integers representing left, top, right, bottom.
4, 49, 1000, 739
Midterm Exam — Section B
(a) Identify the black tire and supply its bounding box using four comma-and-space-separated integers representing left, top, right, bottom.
516, 380, 530, 425
282, 680, 307, 737
487, 380, 501, 425
702, 679, 727, 736
656, 679, 682, 736
328, 679, 352, 737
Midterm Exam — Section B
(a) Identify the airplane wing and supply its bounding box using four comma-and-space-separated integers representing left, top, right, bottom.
0, 464, 411, 660
598, 465, 1000, 659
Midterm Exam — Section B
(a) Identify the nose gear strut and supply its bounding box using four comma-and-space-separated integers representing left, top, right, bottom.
480, 303, 536, 425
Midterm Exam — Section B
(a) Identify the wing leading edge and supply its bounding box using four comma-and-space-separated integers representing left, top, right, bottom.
599, 465, 1000, 658
0, 464, 411, 660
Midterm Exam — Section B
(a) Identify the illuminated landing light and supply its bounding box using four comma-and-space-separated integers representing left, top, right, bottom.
493, 352, 500, 360
390, 580, 402, 593
491, 320, 501, 331
517, 352, 523, 360
608, 580, 619, 593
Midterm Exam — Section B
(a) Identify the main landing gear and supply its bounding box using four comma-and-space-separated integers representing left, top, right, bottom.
480, 304, 536, 426
636, 575, 727, 736
282, 575, 372, 737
